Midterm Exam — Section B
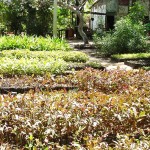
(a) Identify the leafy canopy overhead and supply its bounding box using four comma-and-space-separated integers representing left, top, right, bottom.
58, 0, 94, 8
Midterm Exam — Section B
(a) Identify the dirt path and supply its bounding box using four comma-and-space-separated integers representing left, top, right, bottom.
68, 40, 133, 70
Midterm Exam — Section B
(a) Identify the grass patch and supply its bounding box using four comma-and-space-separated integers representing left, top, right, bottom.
0, 35, 71, 51
111, 53, 150, 60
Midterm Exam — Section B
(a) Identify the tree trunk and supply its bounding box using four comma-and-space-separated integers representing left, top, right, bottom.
57, 1, 89, 45
77, 11, 89, 44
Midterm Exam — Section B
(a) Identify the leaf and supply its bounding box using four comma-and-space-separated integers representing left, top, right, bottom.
139, 111, 146, 117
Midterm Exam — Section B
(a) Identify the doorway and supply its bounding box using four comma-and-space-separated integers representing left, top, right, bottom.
106, 16, 115, 30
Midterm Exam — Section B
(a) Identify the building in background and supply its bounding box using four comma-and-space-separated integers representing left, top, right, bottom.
90, 0, 150, 31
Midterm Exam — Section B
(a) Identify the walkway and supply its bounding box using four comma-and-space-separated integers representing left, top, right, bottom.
68, 40, 133, 71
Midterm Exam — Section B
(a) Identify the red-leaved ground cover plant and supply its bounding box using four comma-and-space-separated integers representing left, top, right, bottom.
0, 68, 150, 149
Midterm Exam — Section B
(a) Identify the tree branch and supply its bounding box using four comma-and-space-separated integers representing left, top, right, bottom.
79, 0, 89, 10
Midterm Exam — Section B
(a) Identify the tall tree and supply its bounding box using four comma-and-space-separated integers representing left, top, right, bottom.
58, 0, 93, 44
1, 0, 53, 36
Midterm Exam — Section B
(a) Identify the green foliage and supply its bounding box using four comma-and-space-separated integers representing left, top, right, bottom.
145, 23, 150, 32
0, 36, 71, 51
86, 61, 103, 68
1, 0, 53, 35
0, 50, 89, 75
94, 32, 116, 56
128, 1, 145, 23
57, 8, 72, 29
25, 0, 53, 36
0, 69, 149, 149
94, 2, 148, 56
0, 57, 67, 75
1, 50, 89, 62
111, 53, 150, 60
143, 66, 150, 70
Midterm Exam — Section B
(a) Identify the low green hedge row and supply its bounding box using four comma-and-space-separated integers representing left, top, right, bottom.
111, 53, 150, 60
0, 57, 67, 75
0, 50, 89, 75
0, 36, 71, 51
0, 50, 89, 63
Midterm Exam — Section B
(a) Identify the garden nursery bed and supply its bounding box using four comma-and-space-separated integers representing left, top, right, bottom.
0, 74, 78, 94
125, 60, 150, 69
0, 68, 150, 149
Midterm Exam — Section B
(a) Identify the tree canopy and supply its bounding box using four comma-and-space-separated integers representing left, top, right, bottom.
0, 0, 94, 43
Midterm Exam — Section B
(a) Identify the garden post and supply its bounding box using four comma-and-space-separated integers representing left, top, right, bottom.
53, 0, 57, 38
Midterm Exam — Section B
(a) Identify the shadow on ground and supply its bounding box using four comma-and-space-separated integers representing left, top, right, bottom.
68, 40, 133, 70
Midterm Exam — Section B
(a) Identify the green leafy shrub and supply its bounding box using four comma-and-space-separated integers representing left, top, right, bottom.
143, 66, 150, 70
0, 36, 71, 51
94, 18, 147, 56
94, 32, 117, 56
94, 2, 148, 56
145, 23, 150, 32
128, 1, 145, 23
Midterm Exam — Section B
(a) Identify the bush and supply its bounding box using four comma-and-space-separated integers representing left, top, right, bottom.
0, 36, 71, 51
94, 32, 117, 56
94, 2, 148, 56
94, 18, 148, 56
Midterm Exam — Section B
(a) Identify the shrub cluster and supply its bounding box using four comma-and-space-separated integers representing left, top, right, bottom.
94, 2, 148, 56
0, 69, 149, 149
94, 18, 148, 56
0, 36, 71, 51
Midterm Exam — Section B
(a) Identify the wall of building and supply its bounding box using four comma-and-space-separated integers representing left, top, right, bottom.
117, 0, 129, 18
91, 0, 150, 31
90, 0, 106, 30
106, 0, 118, 13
